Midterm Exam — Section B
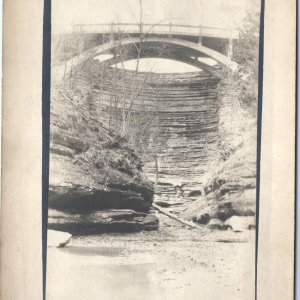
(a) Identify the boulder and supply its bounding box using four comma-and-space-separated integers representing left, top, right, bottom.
193, 213, 210, 225
224, 216, 256, 232
48, 209, 159, 234
208, 218, 229, 230
49, 182, 153, 213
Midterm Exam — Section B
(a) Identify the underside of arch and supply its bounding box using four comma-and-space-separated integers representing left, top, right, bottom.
53, 36, 238, 81
97, 52, 221, 77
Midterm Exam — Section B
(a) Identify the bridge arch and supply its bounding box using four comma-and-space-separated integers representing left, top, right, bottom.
53, 36, 238, 80
96, 51, 221, 76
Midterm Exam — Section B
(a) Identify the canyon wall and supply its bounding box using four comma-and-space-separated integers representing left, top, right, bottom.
59, 61, 256, 226
73, 61, 221, 183
48, 72, 159, 234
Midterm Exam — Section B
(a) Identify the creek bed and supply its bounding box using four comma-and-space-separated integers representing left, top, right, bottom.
46, 213, 255, 300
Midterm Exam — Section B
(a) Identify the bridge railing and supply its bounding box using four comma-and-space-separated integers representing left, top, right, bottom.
73, 23, 239, 39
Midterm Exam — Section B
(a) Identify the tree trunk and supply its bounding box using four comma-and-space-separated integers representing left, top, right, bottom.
154, 154, 159, 185
152, 203, 200, 229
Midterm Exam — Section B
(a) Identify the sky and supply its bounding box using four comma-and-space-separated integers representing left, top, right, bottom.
53, 0, 259, 33
53, 0, 260, 73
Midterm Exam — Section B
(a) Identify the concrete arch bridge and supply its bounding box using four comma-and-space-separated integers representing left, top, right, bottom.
53, 23, 239, 79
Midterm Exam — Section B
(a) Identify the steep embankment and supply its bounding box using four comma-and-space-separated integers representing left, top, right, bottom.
71, 61, 221, 213
48, 78, 159, 234
182, 117, 257, 231
91, 67, 220, 183
52, 61, 257, 233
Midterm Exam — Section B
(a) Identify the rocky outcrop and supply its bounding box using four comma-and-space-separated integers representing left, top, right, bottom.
48, 209, 159, 234
72, 62, 220, 185
48, 77, 159, 234
181, 142, 257, 230
51, 59, 257, 234
49, 181, 154, 213
203, 144, 257, 220
68, 63, 222, 214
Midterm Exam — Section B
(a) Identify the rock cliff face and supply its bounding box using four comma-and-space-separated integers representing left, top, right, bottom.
69, 61, 221, 211
48, 77, 159, 234
52, 60, 257, 232
203, 148, 256, 220
89, 66, 220, 182
49, 209, 158, 235
181, 135, 257, 230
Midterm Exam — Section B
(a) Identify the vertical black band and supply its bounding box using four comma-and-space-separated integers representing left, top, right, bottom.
42, 0, 51, 299
255, 0, 265, 299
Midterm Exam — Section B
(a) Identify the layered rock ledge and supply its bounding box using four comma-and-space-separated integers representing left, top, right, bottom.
181, 142, 257, 231
71, 62, 220, 184
48, 209, 159, 234
48, 80, 159, 234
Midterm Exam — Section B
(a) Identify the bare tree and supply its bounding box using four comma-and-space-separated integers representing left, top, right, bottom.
52, 0, 173, 185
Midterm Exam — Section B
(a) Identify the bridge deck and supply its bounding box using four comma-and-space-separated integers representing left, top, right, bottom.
73, 23, 239, 39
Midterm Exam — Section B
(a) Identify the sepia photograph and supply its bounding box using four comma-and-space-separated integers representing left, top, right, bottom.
0, 0, 296, 299
47, 0, 261, 299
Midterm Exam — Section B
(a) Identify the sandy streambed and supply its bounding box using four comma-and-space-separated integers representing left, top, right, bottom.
46, 214, 255, 300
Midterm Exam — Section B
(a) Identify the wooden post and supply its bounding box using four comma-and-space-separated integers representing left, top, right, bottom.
169, 22, 172, 38
140, 22, 143, 34
198, 25, 203, 44
154, 154, 159, 186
